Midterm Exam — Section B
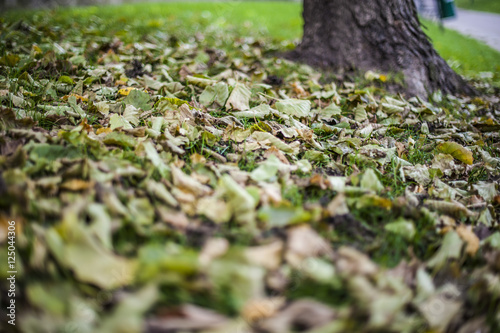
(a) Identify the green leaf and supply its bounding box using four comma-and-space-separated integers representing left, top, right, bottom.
141, 141, 170, 179
232, 104, 271, 119
109, 105, 139, 130
257, 206, 311, 227
103, 132, 137, 148
482, 232, 500, 249
46, 225, 136, 289
26, 283, 70, 316
0, 53, 20, 66
96, 284, 158, 333
87, 203, 113, 250
436, 141, 473, 165
384, 218, 416, 240
427, 231, 464, 269
186, 75, 216, 87
138, 243, 199, 279
473, 181, 497, 202
250, 155, 280, 182
425, 199, 477, 219
208, 260, 265, 311
275, 99, 311, 118
200, 82, 229, 107
381, 101, 405, 114
303, 150, 329, 163
123, 89, 151, 111
318, 103, 341, 120
67, 95, 85, 118
354, 104, 368, 122
110, 114, 133, 130
58, 75, 75, 85
155, 97, 189, 110
360, 168, 384, 193
128, 197, 155, 227
251, 132, 294, 153
146, 180, 178, 207
219, 174, 257, 226
29, 144, 83, 161
403, 164, 431, 185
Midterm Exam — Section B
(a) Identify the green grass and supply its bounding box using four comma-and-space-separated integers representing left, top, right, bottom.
455, 0, 500, 14
422, 18, 500, 76
2, 1, 500, 77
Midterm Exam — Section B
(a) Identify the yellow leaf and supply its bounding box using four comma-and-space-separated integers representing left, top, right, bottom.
118, 87, 135, 96
61, 93, 88, 103
456, 225, 480, 256
436, 142, 473, 165
32, 45, 42, 54
96, 127, 113, 135
190, 153, 206, 165
60, 179, 95, 191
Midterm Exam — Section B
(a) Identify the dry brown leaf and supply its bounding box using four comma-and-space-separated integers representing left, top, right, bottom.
291, 81, 308, 98
286, 225, 333, 267
172, 166, 212, 196
395, 141, 406, 157
336, 246, 378, 276
245, 240, 284, 270
156, 206, 189, 229
264, 146, 289, 165
310, 174, 328, 190
241, 297, 285, 323
199, 238, 229, 266
326, 193, 349, 216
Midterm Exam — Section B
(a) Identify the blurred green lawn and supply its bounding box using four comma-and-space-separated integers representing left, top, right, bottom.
4, 1, 500, 77
455, 0, 500, 14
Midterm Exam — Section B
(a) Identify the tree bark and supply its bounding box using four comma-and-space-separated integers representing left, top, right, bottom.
289, 0, 474, 98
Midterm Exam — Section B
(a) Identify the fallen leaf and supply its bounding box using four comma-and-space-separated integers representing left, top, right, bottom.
456, 225, 480, 255
275, 99, 311, 118
60, 179, 94, 191
242, 297, 285, 323
427, 231, 464, 268
437, 141, 473, 165
225, 83, 251, 111
147, 305, 228, 331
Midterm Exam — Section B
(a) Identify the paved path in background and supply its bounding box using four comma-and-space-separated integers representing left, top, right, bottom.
443, 9, 500, 52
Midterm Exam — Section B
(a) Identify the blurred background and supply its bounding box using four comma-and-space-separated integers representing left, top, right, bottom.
0, 0, 490, 21
2, 0, 299, 10
2, 0, 499, 88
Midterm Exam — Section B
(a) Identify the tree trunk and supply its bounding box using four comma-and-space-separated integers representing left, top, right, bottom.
289, 0, 474, 98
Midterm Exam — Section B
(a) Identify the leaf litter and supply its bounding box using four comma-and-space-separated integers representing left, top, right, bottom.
0, 7, 500, 333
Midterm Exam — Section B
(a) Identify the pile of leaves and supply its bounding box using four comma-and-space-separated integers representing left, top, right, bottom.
1, 10, 500, 333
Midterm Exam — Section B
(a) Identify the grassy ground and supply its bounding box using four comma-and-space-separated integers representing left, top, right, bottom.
421, 18, 500, 77
4, 1, 500, 78
455, 0, 500, 14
